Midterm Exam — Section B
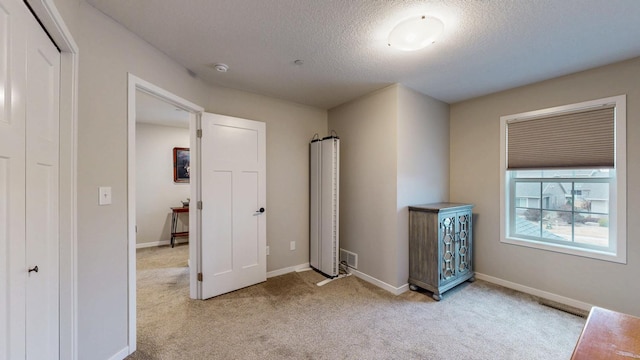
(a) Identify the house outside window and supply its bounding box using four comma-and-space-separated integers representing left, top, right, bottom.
500, 95, 627, 263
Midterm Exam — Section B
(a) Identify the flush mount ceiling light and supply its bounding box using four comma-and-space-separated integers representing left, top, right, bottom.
388, 15, 444, 51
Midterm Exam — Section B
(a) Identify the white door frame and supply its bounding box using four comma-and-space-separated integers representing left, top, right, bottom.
126, 74, 204, 354
23, 1, 78, 359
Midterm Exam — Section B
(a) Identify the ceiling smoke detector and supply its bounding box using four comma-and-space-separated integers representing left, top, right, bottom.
213, 63, 229, 73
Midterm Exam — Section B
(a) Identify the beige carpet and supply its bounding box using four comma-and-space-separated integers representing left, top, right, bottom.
128, 245, 585, 360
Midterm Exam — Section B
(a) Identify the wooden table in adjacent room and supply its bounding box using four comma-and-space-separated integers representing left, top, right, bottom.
571, 306, 640, 360
170, 206, 189, 248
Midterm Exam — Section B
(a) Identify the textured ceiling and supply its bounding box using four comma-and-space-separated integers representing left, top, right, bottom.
87, 0, 640, 109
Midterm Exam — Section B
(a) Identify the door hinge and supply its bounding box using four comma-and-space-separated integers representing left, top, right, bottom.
197, 272, 203, 281
197, 201, 203, 210
196, 129, 202, 138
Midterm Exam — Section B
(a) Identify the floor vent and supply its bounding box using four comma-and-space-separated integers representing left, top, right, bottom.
339, 249, 358, 269
538, 299, 588, 318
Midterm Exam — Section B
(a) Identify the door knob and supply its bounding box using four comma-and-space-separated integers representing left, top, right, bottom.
256, 207, 265, 213
28, 265, 39, 273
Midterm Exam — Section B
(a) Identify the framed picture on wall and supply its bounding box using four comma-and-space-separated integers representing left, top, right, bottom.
173, 147, 190, 183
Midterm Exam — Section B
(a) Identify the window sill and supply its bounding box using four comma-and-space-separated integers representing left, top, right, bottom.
501, 236, 626, 264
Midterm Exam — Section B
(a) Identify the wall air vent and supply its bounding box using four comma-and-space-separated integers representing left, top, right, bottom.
340, 248, 358, 269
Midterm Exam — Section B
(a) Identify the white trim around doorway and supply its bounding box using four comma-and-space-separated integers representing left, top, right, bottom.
127, 74, 204, 355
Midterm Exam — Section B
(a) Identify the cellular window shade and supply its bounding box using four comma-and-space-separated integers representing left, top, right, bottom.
507, 106, 615, 169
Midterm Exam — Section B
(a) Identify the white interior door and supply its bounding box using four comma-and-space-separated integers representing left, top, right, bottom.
200, 113, 266, 299
25, 6, 60, 359
0, 1, 60, 359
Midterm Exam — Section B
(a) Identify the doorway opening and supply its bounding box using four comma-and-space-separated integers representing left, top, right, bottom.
135, 89, 190, 250
127, 74, 204, 354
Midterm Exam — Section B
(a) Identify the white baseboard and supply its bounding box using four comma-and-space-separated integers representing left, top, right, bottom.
475, 272, 593, 311
349, 269, 409, 296
267, 262, 310, 278
337, 269, 592, 308
267, 263, 408, 295
136, 239, 188, 249
108, 346, 129, 360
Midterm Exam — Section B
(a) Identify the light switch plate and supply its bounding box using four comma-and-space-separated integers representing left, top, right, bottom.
99, 186, 112, 205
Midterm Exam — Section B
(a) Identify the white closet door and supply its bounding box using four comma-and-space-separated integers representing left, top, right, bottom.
25, 5, 61, 359
0, 1, 28, 358
0, 1, 60, 359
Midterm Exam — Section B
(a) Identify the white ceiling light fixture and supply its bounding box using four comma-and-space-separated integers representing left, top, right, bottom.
388, 15, 444, 51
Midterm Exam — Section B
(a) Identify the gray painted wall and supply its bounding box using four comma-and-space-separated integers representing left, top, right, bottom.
450, 57, 640, 316
328, 85, 400, 287
205, 87, 328, 274
75, 3, 210, 358
328, 85, 449, 288
54, 2, 327, 358
396, 86, 450, 286
49, 1, 640, 358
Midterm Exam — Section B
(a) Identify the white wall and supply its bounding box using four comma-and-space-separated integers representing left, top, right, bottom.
136, 123, 190, 246
328, 85, 450, 289
450, 57, 640, 316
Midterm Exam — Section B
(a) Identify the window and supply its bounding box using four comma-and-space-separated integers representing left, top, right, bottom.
500, 95, 626, 263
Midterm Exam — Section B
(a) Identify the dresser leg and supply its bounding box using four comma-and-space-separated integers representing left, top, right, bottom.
432, 293, 442, 301
409, 284, 418, 291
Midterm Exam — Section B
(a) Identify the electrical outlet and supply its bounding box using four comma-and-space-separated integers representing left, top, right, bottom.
266, 246, 270, 256
290, 241, 296, 251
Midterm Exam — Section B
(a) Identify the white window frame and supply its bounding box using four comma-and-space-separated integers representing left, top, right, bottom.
500, 95, 626, 263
